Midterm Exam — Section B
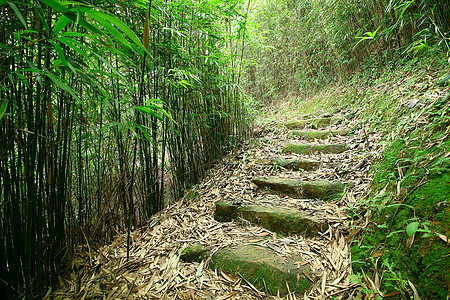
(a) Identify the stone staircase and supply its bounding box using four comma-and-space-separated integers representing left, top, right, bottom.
181, 113, 363, 296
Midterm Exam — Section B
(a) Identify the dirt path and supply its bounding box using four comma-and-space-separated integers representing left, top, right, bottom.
50, 111, 383, 299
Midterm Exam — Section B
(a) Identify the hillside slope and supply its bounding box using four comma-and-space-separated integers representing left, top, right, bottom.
259, 52, 449, 298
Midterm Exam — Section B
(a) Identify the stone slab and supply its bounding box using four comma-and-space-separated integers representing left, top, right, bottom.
282, 143, 349, 155
251, 176, 345, 199
274, 157, 321, 171
287, 129, 350, 140
211, 245, 312, 296
214, 203, 325, 236
285, 117, 343, 130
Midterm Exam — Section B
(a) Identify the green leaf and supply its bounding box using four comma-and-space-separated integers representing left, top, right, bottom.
49, 40, 68, 67
44, 71, 81, 103
406, 222, 420, 237
91, 51, 127, 82
40, 0, 67, 12
53, 15, 72, 34
88, 11, 130, 48
57, 37, 92, 64
435, 74, 450, 86
8, 1, 27, 29
134, 123, 154, 144
41, 0, 104, 35
0, 100, 8, 120
87, 11, 147, 54
135, 106, 164, 121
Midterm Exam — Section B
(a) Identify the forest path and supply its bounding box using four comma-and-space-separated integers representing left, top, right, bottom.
52, 111, 383, 299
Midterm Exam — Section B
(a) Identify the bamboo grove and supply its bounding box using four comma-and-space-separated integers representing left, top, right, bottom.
244, 0, 450, 102
0, 0, 252, 298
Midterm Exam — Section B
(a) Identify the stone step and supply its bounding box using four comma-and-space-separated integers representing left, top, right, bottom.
282, 143, 349, 155
214, 203, 325, 236
251, 176, 345, 199
181, 244, 210, 263
211, 244, 312, 296
285, 116, 343, 130
274, 157, 321, 171
287, 129, 350, 140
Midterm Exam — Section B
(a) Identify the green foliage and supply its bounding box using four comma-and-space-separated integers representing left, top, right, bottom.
243, 0, 450, 103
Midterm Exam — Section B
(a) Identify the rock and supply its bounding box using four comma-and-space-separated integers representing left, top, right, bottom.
214, 203, 325, 236
309, 117, 331, 129
285, 117, 344, 130
238, 205, 325, 236
251, 176, 345, 199
285, 120, 307, 130
288, 129, 350, 140
211, 245, 312, 296
181, 244, 210, 262
300, 180, 345, 199
214, 202, 239, 222
274, 157, 321, 171
282, 143, 349, 154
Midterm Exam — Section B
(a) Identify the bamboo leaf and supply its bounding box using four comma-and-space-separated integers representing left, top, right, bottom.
44, 71, 82, 103
91, 51, 127, 82
8, 1, 27, 29
87, 11, 147, 54
53, 15, 72, 34
135, 106, 164, 121
435, 74, 450, 86
57, 37, 93, 64
41, 0, 104, 35
88, 11, 130, 48
0, 100, 8, 120
134, 123, 153, 143
40, 0, 67, 13
49, 40, 68, 68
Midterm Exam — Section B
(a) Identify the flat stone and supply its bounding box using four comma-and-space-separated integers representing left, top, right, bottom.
211, 245, 312, 296
252, 176, 345, 199
239, 205, 325, 236
285, 119, 307, 129
285, 117, 343, 130
181, 244, 210, 262
214, 203, 325, 236
214, 202, 239, 222
282, 143, 349, 154
274, 157, 321, 171
288, 129, 350, 140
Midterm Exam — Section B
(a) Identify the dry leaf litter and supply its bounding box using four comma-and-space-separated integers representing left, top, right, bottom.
49, 112, 385, 300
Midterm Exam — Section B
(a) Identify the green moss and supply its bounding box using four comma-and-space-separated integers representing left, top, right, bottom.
238, 205, 324, 237
283, 143, 349, 154
181, 244, 210, 263
285, 119, 307, 129
274, 157, 320, 170
214, 202, 238, 222
353, 135, 450, 298
211, 245, 311, 295
288, 129, 350, 140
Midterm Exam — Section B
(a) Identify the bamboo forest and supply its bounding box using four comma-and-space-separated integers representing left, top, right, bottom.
1, 0, 449, 299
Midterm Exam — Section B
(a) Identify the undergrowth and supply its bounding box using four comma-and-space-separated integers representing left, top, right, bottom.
257, 49, 450, 298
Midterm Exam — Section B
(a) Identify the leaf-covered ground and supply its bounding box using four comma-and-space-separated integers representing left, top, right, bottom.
49, 111, 390, 299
